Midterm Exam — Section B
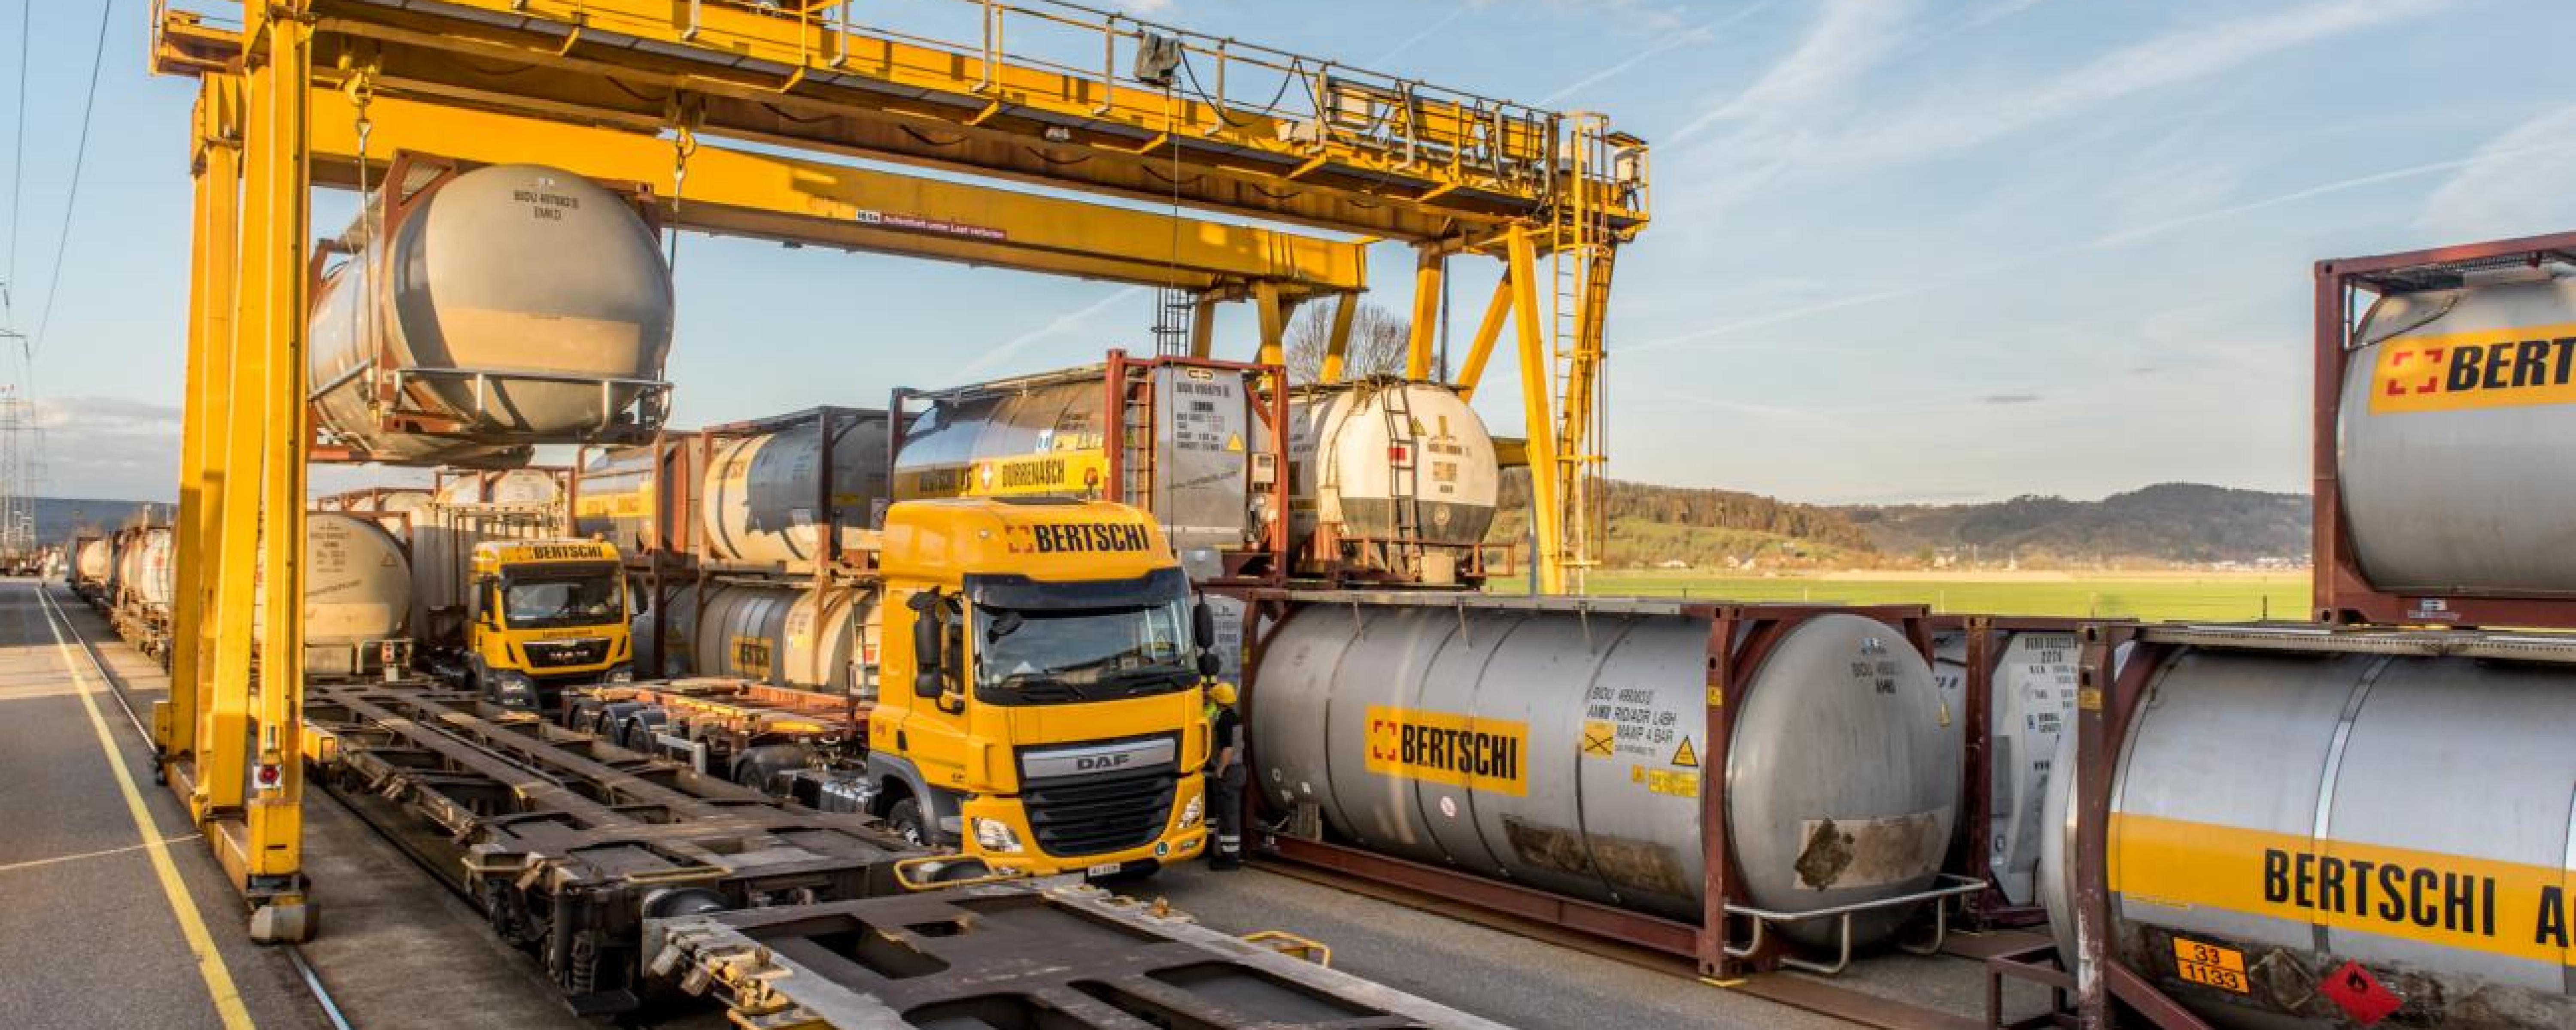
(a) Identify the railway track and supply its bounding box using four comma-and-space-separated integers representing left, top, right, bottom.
33, 582, 358, 1030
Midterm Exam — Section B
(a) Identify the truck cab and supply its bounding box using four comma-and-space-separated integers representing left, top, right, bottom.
466, 538, 635, 709
870, 497, 1215, 878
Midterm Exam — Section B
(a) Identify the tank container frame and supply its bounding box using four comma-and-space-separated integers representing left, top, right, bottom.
2314, 230, 2576, 628
888, 350, 1293, 586
1983, 621, 2576, 1030
1927, 613, 2099, 930
1238, 590, 1988, 982
583, 407, 887, 680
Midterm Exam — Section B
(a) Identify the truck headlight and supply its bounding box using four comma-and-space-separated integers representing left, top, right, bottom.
1179, 792, 1204, 829
972, 817, 1025, 854
605, 664, 634, 685
493, 672, 538, 708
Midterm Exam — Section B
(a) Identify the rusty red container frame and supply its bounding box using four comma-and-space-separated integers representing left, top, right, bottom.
2314, 230, 2576, 628
1235, 590, 1970, 981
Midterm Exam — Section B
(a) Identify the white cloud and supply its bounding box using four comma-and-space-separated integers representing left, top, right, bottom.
1847, 0, 2454, 167
1664, 0, 1911, 150
950, 288, 1147, 383
2415, 106, 2576, 241
1539, 0, 1777, 106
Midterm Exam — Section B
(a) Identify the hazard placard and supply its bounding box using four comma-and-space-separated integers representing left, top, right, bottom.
1580, 720, 1616, 758
2319, 961, 2402, 1026
1671, 736, 1699, 768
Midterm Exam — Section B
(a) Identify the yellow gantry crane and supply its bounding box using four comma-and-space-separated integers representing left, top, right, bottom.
148, 0, 1646, 936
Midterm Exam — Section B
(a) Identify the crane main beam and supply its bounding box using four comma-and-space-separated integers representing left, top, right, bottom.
255, 0, 1644, 243
156, 18, 1367, 299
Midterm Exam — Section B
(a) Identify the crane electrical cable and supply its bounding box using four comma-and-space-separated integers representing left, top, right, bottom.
5, 0, 27, 320
30, 0, 118, 359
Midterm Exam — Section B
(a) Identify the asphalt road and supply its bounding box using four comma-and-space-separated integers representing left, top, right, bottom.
0, 579, 329, 1030
1150, 858, 2043, 1030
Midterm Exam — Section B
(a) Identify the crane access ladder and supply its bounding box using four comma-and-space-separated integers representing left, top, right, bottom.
1545, 114, 1629, 593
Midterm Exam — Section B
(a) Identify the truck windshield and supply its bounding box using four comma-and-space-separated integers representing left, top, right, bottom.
974, 598, 1194, 704
502, 566, 624, 630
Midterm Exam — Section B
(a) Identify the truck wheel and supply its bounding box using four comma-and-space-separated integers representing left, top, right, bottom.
887, 798, 931, 848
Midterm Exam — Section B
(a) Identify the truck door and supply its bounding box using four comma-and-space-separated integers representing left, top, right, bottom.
890, 587, 973, 794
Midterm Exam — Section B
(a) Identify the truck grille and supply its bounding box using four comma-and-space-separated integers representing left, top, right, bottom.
1021, 763, 1178, 858
523, 639, 610, 669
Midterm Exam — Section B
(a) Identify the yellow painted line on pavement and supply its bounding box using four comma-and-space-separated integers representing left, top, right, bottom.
40, 589, 258, 1030
0, 833, 206, 875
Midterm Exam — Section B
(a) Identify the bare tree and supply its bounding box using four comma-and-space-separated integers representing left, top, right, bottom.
1282, 300, 1412, 384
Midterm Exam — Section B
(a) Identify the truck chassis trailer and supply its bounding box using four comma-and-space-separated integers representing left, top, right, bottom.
302, 684, 1502, 1029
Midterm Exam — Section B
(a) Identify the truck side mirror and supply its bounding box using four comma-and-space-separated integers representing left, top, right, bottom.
1197, 651, 1221, 679
911, 591, 945, 699
1192, 600, 1216, 650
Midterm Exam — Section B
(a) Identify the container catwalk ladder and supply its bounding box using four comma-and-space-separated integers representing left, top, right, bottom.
1116, 364, 1157, 512
1380, 382, 1423, 574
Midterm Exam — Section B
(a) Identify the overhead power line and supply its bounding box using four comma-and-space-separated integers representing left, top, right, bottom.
5, 0, 29, 320
31, 0, 117, 358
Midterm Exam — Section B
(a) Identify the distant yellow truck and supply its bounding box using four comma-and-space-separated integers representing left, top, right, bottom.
465, 538, 634, 709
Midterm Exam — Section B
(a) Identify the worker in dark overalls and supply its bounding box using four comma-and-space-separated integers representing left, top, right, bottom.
1206, 682, 1244, 871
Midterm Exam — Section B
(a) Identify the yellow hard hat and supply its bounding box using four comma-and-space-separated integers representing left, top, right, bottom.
1208, 682, 1239, 706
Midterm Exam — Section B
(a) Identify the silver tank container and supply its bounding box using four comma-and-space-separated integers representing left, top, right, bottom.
895, 367, 1265, 553
2038, 647, 2576, 1030
435, 469, 564, 507
308, 164, 674, 467
2338, 273, 2576, 596
1253, 600, 1958, 948
73, 539, 111, 585
703, 415, 891, 565
115, 527, 175, 610
1931, 628, 2079, 907
686, 583, 880, 694
575, 445, 662, 553
253, 513, 414, 676
1287, 380, 1498, 583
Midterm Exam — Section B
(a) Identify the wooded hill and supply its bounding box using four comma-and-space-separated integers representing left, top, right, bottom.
1484, 474, 2308, 568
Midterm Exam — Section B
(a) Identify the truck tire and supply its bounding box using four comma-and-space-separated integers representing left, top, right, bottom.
887, 798, 930, 848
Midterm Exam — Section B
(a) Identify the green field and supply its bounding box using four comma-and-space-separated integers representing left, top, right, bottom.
1481, 570, 2310, 623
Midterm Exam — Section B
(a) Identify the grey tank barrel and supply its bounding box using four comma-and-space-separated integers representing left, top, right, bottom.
2338, 273, 2576, 597
2038, 631, 2576, 1030
1251, 594, 1960, 951
308, 163, 674, 467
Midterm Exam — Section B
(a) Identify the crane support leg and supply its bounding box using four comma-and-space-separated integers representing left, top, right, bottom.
1256, 282, 1290, 368
1506, 227, 1564, 595
1453, 273, 1513, 400
1318, 292, 1359, 383
1406, 248, 1444, 380
178, 9, 313, 942
167, 79, 243, 768
1189, 296, 1220, 359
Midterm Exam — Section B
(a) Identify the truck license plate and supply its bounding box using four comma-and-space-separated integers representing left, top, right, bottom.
1087, 862, 1124, 878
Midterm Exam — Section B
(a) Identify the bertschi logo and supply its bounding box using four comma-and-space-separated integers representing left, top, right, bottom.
1362, 706, 1529, 797
2369, 321, 2576, 414
1008, 522, 1152, 554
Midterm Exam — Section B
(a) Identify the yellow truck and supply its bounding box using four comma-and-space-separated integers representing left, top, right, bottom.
865, 496, 1215, 877
465, 538, 635, 709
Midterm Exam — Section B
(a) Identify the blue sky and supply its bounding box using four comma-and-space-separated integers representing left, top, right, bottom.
8, 0, 2576, 503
